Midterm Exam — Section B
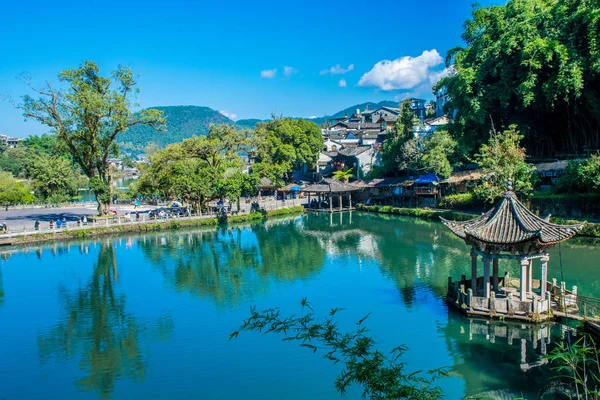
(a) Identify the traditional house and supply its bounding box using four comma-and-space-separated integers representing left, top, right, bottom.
413, 173, 440, 207
535, 160, 569, 188
440, 169, 484, 194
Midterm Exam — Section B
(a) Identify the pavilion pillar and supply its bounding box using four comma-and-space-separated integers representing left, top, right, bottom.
348, 192, 352, 210
492, 258, 499, 292
483, 257, 491, 298
318, 194, 321, 208
470, 250, 477, 293
339, 194, 343, 211
329, 192, 333, 213
528, 260, 533, 295
308, 193, 311, 208
520, 258, 529, 301
540, 255, 549, 298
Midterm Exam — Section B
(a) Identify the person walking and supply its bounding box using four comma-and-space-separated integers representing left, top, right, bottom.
34, 220, 41, 231
82, 215, 88, 226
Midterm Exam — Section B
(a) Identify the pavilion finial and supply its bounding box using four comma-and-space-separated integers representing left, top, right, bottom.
506, 178, 513, 192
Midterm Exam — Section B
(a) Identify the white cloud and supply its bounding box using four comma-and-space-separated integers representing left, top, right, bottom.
308, 115, 317, 119
260, 68, 277, 78
428, 65, 454, 85
358, 50, 444, 91
219, 110, 238, 120
320, 63, 355, 75
338, 79, 347, 87
283, 66, 298, 78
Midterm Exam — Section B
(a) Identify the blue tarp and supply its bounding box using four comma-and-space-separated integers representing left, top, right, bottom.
414, 173, 439, 184
289, 185, 302, 191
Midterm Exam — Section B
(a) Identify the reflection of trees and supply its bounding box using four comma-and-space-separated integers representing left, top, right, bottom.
140, 229, 263, 306
38, 243, 172, 399
252, 220, 326, 280
440, 312, 570, 399
138, 221, 326, 307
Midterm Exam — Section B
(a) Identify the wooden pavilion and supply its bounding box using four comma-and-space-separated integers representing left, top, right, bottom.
302, 178, 362, 213
441, 180, 585, 321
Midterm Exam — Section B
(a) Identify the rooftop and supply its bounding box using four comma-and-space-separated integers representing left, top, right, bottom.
441, 183, 585, 253
302, 178, 363, 193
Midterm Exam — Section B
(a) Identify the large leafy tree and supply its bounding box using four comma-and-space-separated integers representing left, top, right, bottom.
19, 60, 165, 215
253, 117, 323, 187
381, 100, 417, 176
138, 124, 256, 210
28, 154, 80, 203
421, 130, 456, 179
441, 0, 600, 158
474, 126, 536, 202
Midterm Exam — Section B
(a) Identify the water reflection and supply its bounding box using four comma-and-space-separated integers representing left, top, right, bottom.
443, 313, 579, 399
138, 218, 326, 307
37, 242, 173, 399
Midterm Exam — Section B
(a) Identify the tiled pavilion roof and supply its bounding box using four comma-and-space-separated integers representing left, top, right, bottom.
440, 186, 585, 253
302, 178, 363, 193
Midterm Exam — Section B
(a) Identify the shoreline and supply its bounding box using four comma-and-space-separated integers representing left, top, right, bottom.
0, 206, 305, 247
355, 204, 600, 238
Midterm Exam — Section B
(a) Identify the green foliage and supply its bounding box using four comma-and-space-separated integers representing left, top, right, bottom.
0, 172, 35, 205
554, 154, 600, 194
117, 106, 234, 154
441, 0, 600, 157
253, 117, 323, 185
439, 193, 475, 209
381, 101, 418, 176
0, 147, 29, 177
332, 167, 354, 183
356, 204, 477, 222
473, 126, 536, 203
19, 60, 165, 215
231, 299, 446, 399
28, 154, 79, 202
421, 130, 456, 179
545, 334, 600, 399
137, 124, 254, 208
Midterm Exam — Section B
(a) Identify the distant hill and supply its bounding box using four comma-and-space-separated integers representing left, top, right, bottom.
118, 106, 234, 155
307, 100, 398, 126
117, 101, 400, 155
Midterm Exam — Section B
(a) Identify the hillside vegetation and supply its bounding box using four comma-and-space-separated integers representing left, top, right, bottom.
118, 106, 234, 155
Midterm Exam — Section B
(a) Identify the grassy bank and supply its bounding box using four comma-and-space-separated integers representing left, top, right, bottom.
356, 204, 600, 238
1, 206, 305, 246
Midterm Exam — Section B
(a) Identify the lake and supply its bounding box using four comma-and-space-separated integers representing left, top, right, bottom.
0, 212, 597, 399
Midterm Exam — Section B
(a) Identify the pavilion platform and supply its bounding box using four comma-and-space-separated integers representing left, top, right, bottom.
441, 179, 586, 324
302, 178, 361, 214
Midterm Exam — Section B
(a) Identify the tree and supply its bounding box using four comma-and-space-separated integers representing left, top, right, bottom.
332, 167, 354, 183
19, 60, 165, 215
381, 100, 417, 176
231, 299, 446, 399
0, 172, 35, 205
441, 0, 600, 157
474, 125, 536, 202
138, 124, 255, 210
0, 147, 29, 178
253, 117, 323, 187
420, 130, 456, 179
554, 153, 600, 194
28, 154, 80, 202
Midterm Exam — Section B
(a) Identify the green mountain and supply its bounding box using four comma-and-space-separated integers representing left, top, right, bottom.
118, 106, 234, 155
117, 101, 399, 155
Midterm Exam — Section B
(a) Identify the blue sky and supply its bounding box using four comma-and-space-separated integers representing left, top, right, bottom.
0, 0, 499, 137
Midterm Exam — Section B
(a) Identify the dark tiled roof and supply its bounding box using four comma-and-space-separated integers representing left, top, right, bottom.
441, 190, 585, 251
302, 178, 363, 193
338, 145, 371, 156
342, 122, 381, 130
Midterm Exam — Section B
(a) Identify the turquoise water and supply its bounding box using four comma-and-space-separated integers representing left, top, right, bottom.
0, 212, 598, 399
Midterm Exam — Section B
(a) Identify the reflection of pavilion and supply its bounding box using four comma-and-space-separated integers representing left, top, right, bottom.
443, 314, 579, 399
441, 181, 585, 322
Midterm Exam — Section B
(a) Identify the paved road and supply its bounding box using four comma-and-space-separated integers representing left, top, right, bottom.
0, 204, 153, 231
0, 198, 307, 231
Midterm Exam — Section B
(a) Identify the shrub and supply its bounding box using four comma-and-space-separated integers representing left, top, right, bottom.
439, 193, 475, 209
